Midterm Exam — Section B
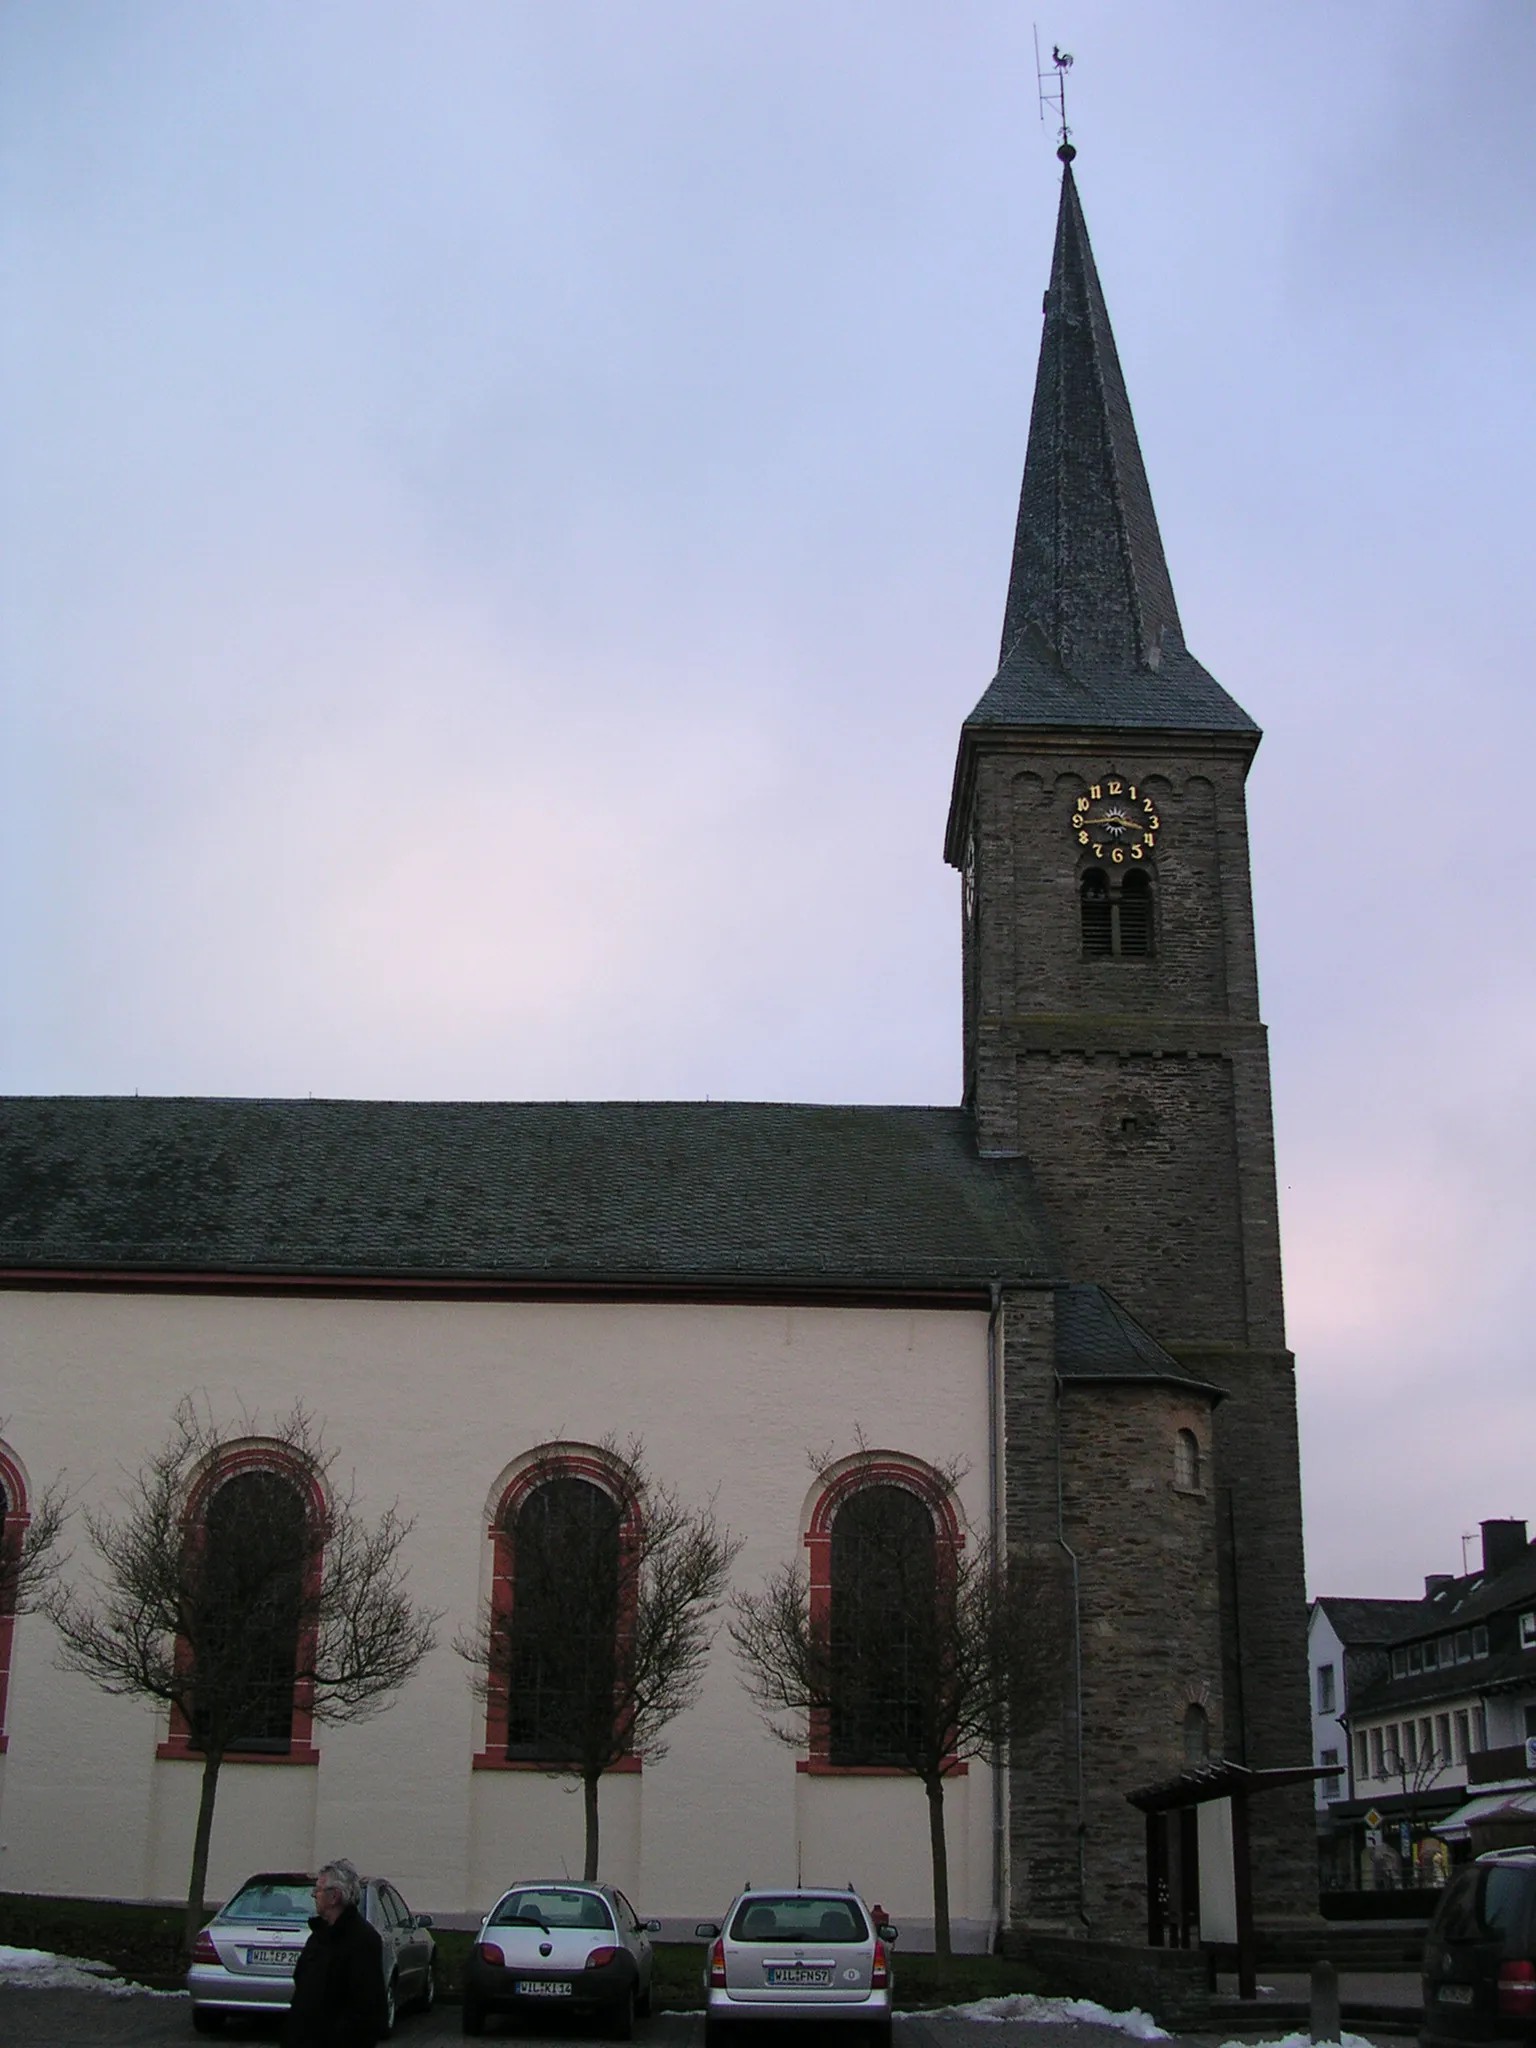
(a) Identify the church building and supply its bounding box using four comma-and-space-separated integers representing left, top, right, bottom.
0, 153, 1312, 1944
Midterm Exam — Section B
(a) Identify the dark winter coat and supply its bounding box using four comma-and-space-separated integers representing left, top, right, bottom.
284, 1901, 389, 2048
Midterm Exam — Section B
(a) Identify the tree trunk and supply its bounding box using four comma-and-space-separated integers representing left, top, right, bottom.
182, 1748, 225, 1960
582, 1771, 601, 1880
924, 1773, 952, 1958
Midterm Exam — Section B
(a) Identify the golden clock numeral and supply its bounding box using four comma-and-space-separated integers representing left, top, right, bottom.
1078, 830, 1089, 844
1072, 813, 1085, 829
1145, 815, 1160, 829
1130, 845, 1143, 860
1111, 847, 1124, 863
1143, 832, 1156, 848
1128, 785, 1137, 800
1143, 796, 1155, 810
1089, 784, 1102, 799
1092, 843, 1104, 858
1108, 779, 1123, 795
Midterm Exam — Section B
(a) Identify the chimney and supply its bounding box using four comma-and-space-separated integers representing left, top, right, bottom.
1481, 1520, 1529, 1576
1426, 1574, 1453, 1597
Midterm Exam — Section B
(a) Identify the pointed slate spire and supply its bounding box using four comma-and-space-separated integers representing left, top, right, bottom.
1000, 153, 1181, 677
948, 152, 1256, 768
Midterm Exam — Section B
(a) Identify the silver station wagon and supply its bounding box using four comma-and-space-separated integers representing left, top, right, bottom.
697, 1886, 896, 2048
187, 1870, 435, 2034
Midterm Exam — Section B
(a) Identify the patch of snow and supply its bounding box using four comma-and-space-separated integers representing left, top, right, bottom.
907, 1992, 1169, 2037
0, 1943, 184, 1997
1213, 2035, 1377, 2048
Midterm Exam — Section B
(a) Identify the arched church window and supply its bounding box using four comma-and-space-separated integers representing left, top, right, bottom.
1118, 871, 1155, 957
504, 1474, 622, 1761
829, 1483, 937, 1766
1173, 1429, 1201, 1493
0, 1444, 32, 1750
1080, 872, 1113, 957
159, 1448, 322, 1764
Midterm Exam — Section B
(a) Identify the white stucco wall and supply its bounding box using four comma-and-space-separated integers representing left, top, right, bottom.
0, 1290, 995, 1937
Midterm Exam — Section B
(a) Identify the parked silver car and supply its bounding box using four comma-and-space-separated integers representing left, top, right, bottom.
696, 1886, 896, 2048
187, 1870, 436, 2034
462, 1880, 658, 2038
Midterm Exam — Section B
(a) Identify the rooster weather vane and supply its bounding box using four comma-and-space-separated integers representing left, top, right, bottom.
1033, 28, 1076, 162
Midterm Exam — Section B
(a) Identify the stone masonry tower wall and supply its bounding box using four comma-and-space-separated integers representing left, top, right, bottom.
947, 158, 1314, 1922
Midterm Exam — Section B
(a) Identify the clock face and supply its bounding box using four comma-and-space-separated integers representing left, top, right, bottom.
1071, 779, 1160, 862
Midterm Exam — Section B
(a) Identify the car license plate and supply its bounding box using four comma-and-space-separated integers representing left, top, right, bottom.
515, 1980, 572, 1996
766, 1966, 833, 1987
1440, 1985, 1474, 2005
247, 1947, 299, 1967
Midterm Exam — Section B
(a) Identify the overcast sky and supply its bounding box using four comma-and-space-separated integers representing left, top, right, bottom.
3, 2, 1533, 1603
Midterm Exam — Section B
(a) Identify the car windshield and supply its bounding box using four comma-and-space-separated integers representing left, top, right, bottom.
729, 1897, 869, 1944
222, 1879, 316, 1920
492, 1888, 614, 1932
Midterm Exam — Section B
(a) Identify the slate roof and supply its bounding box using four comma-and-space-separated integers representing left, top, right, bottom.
0, 1096, 1058, 1291
1052, 1282, 1224, 1400
1333, 1546, 1536, 1719
1314, 1597, 1428, 1647
947, 158, 1254, 855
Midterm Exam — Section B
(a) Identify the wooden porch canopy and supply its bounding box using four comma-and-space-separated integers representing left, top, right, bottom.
1127, 1762, 1331, 1999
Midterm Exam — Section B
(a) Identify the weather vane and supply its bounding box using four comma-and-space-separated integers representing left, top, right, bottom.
1033, 27, 1076, 162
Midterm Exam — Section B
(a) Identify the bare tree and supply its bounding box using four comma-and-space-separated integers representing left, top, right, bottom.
729, 1450, 1069, 1955
44, 1399, 438, 1956
457, 1440, 741, 1880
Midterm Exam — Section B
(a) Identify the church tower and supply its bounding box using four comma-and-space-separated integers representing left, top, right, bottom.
947, 152, 1313, 1912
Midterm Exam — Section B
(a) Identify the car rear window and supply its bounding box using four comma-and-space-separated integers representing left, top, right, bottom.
223, 1879, 315, 1919
1435, 1866, 1536, 1947
729, 1897, 869, 1944
491, 1888, 615, 1932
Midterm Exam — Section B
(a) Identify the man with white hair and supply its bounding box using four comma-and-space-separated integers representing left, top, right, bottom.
284, 1858, 389, 2047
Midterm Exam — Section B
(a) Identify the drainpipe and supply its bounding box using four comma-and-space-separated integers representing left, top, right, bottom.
1055, 1366, 1090, 1932
987, 1281, 1006, 1943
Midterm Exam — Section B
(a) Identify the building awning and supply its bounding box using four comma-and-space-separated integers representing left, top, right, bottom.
1433, 1790, 1536, 1841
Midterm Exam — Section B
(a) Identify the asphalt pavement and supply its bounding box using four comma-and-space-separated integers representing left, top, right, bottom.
0, 1990, 1415, 2048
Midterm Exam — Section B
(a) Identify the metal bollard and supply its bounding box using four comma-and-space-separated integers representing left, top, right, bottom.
1310, 1957, 1341, 2045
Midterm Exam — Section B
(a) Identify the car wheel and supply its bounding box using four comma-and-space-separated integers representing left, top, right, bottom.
606, 1986, 635, 2040
191, 2012, 226, 2036
636, 1972, 652, 2019
419, 1960, 437, 2013
462, 1993, 487, 2036
385, 1972, 398, 2035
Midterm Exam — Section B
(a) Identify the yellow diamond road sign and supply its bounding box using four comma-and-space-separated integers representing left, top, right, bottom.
1365, 1807, 1382, 1828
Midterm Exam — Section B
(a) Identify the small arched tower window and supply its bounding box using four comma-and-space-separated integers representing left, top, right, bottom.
1080, 871, 1113, 957
1173, 1429, 1201, 1492
1183, 1701, 1210, 1768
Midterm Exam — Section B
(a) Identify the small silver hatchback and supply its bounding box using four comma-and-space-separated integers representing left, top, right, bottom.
697, 1887, 896, 2048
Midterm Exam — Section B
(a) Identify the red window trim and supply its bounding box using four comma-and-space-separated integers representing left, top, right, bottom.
803, 1453, 964, 1776
157, 1442, 325, 1767
474, 1446, 644, 1772
0, 1441, 32, 1753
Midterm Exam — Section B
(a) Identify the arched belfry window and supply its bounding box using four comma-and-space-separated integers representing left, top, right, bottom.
1081, 868, 1155, 959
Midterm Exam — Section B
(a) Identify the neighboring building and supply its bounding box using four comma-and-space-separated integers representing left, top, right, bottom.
0, 149, 1314, 1940
1309, 1595, 1430, 1889
1315, 1521, 1536, 1889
